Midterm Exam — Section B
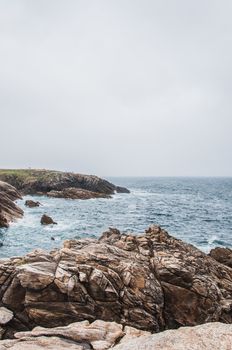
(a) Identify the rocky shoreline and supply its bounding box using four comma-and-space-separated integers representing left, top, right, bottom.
0, 169, 130, 198
0, 175, 232, 349
0, 225, 231, 348
0, 169, 130, 228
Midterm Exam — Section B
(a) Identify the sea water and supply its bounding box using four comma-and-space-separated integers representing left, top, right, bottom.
0, 177, 231, 258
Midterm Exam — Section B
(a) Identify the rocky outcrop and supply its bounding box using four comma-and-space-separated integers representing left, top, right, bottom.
25, 200, 41, 208
113, 322, 232, 350
0, 181, 23, 228
0, 225, 232, 339
209, 247, 232, 268
0, 321, 231, 350
47, 188, 111, 200
40, 214, 57, 225
0, 169, 129, 197
0, 319, 150, 349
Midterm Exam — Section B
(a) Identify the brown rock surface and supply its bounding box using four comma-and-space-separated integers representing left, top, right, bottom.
25, 200, 41, 208
0, 169, 129, 196
0, 181, 23, 228
209, 247, 232, 268
40, 214, 57, 225
0, 226, 232, 338
47, 188, 111, 200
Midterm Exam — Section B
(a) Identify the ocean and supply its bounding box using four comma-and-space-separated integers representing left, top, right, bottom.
0, 177, 231, 258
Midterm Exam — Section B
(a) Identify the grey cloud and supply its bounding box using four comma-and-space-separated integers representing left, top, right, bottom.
0, 0, 231, 176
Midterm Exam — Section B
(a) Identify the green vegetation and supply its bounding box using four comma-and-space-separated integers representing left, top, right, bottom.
0, 169, 63, 187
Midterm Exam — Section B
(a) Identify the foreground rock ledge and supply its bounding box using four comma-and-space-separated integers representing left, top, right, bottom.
0, 225, 232, 340
0, 321, 231, 349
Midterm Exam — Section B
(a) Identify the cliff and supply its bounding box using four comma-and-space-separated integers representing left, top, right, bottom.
0, 169, 129, 197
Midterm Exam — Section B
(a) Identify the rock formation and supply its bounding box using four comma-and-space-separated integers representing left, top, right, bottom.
0, 320, 231, 349
40, 214, 57, 225
0, 225, 231, 340
209, 247, 232, 268
0, 169, 130, 197
0, 319, 150, 349
25, 200, 41, 208
47, 188, 111, 200
0, 181, 23, 228
113, 322, 232, 350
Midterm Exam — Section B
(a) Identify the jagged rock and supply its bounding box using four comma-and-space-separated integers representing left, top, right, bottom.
113, 322, 232, 350
0, 169, 130, 197
209, 247, 232, 268
25, 200, 41, 208
115, 186, 130, 194
0, 307, 13, 325
0, 226, 232, 338
47, 188, 111, 200
0, 181, 23, 228
40, 215, 57, 225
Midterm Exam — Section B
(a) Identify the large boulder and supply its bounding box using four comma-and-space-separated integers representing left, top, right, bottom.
0, 181, 23, 228
0, 226, 231, 338
209, 247, 232, 268
40, 214, 57, 225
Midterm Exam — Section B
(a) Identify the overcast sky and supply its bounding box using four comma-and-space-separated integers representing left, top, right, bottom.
0, 0, 231, 176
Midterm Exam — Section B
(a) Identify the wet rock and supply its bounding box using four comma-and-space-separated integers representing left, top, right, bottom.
209, 247, 232, 268
0, 181, 23, 228
115, 186, 130, 194
40, 214, 57, 225
25, 200, 41, 208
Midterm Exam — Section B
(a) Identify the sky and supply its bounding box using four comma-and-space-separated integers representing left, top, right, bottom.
0, 0, 231, 177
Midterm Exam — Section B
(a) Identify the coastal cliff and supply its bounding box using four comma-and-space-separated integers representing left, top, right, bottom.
0, 169, 129, 198
0, 181, 23, 228
0, 225, 231, 342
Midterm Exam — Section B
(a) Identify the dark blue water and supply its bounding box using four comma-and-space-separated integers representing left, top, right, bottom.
0, 177, 231, 258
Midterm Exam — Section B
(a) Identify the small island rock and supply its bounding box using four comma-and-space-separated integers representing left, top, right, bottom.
40, 214, 57, 225
25, 200, 41, 208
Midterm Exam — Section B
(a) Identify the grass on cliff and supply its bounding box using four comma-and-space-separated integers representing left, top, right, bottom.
0, 169, 62, 182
